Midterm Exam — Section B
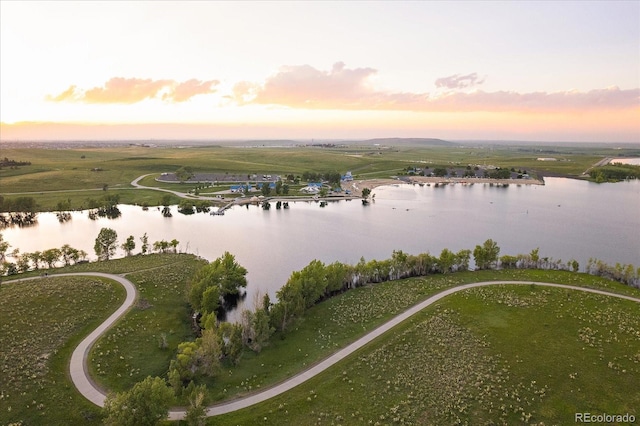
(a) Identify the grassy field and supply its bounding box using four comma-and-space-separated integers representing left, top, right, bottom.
0, 275, 125, 425
216, 277, 640, 425
87, 256, 207, 393
1, 255, 638, 425
3, 143, 638, 211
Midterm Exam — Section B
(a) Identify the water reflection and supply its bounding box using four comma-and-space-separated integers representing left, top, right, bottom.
3, 178, 639, 316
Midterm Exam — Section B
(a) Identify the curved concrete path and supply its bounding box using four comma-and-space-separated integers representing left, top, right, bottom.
9, 274, 640, 420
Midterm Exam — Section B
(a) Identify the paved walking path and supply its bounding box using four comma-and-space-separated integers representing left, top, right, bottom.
10, 273, 640, 420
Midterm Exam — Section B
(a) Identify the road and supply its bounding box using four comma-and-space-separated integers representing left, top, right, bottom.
8, 273, 640, 420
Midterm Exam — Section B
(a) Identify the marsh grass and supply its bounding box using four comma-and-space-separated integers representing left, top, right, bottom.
0, 276, 125, 425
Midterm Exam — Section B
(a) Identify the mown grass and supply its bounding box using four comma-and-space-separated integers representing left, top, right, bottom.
0, 276, 125, 425
215, 276, 640, 425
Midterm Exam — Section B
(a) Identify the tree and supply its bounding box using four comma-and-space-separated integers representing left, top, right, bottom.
170, 239, 179, 253
29, 251, 42, 270
140, 233, 149, 255
184, 384, 209, 426
473, 239, 500, 270
122, 235, 136, 256
102, 376, 174, 426
242, 308, 274, 353
60, 244, 78, 266
0, 233, 9, 263
261, 182, 271, 196
218, 322, 243, 365
189, 252, 248, 315
41, 248, 62, 269
438, 248, 456, 273
361, 187, 371, 200
270, 279, 304, 332
94, 228, 118, 261
17, 252, 31, 273
175, 166, 194, 183
160, 195, 173, 217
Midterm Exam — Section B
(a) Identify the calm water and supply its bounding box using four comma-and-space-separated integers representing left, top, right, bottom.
610, 157, 640, 165
4, 178, 639, 313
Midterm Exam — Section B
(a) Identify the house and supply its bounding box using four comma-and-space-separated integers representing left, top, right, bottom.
230, 184, 252, 193
342, 171, 353, 181
300, 182, 323, 193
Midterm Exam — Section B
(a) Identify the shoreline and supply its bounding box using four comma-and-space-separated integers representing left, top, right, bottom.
348, 176, 544, 196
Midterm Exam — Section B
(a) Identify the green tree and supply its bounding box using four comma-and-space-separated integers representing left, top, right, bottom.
189, 252, 248, 315
438, 248, 456, 273
261, 182, 271, 196
455, 249, 472, 272
102, 376, 174, 426
361, 187, 371, 200
60, 244, 78, 266
242, 308, 274, 353
0, 233, 9, 263
140, 233, 149, 255
41, 248, 62, 268
29, 251, 42, 270
218, 322, 243, 365
122, 235, 136, 256
473, 239, 500, 270
176, 166, 195, 183
270, 279, 305, 332
160, 194, 173, 217
94, 227, 118, 261
184, 384, 209, 426
17, 252, 31, 273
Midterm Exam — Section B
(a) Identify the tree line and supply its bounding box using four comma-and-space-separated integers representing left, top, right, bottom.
0, 229, 181, 276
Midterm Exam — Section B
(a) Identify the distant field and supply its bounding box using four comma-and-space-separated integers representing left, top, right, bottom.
3, 143, 638, 194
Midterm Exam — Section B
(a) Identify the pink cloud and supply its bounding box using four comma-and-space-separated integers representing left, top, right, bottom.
48, 77, 218, 104
435, 73, 485, 89
234, 63, 639, 113
234, 62, 378, 108
163, 79, 219, 102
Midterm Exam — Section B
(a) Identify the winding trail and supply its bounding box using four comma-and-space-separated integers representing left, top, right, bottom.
10, 273, 640, 420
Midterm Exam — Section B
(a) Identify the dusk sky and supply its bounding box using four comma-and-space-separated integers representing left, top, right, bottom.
1, 1, 639, 142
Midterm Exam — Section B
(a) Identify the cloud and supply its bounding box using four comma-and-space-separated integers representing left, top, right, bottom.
48, 77, 218, 104
46, 85, 79, 102
234, 61, 378, 108
435, 73, 485, 89
234, 63, 639, 113
163, 79, 219, 102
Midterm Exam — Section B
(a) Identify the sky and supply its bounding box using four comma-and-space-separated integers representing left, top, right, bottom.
1, 1, 639, 142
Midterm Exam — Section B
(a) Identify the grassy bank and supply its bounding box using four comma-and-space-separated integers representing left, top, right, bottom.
2, 256, 638, 425
216, 277, 640, 425
87, 255, 207, 392
0, 276, 125, 425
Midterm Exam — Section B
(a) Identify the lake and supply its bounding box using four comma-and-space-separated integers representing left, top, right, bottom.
610, 157, 640, 165
3, 177, 639, 314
